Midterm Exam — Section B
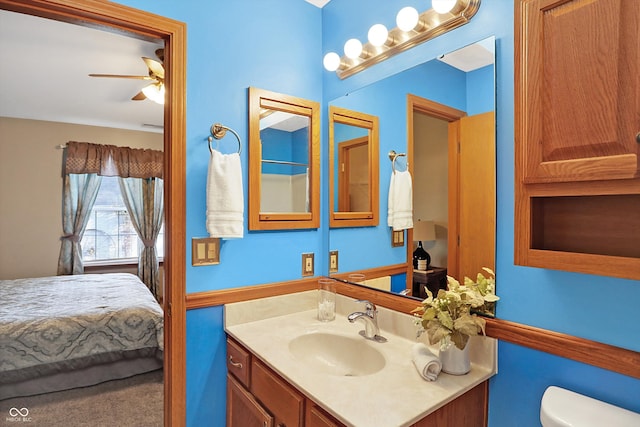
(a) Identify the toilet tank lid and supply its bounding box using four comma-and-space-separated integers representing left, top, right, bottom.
540, 386, 640, 427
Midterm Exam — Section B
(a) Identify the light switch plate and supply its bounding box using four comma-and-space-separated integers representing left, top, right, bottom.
302, 253, 314, 276
392, 229, 405, 247
192, 237, 220, 266
329, 250, 339, 273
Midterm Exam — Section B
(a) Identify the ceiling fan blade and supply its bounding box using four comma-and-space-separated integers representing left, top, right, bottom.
142, 57, 165, 80
89, 73, 153, 80
131, 90, 147, 101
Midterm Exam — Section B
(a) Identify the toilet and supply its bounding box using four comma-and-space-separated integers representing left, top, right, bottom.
540, 386, 640, 427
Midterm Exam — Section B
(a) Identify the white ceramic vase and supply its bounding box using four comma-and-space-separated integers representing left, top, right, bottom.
439, 340, 471, 375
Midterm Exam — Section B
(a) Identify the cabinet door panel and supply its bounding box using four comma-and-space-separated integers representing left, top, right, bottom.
251, 359, 304, 427
227, 375, 274, 427
521, 0, 639, 183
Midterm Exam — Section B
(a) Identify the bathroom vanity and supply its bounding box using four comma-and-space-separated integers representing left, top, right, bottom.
224, 291, 496, 426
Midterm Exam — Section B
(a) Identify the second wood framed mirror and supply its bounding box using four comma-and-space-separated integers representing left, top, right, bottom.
248, 87, 320, 230
329, 105, 379, 228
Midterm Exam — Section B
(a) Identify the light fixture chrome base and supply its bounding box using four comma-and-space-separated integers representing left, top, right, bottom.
335, 0, 481, 79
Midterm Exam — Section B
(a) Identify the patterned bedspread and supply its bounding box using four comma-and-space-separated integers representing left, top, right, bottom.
0, 273, 164, 383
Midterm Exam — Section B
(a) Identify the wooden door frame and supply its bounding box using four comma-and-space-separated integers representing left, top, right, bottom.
0, 1, 187, 425
406, 94, 466, 287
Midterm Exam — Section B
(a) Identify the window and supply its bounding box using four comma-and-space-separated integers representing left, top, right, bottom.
82, 176, 164, 263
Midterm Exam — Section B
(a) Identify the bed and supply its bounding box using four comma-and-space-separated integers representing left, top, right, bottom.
0, 273, 164, 400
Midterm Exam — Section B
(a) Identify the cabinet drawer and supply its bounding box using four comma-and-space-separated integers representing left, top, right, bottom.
227, 338, 251, 388
306, 403, 345, 427
252, 359, 304, 427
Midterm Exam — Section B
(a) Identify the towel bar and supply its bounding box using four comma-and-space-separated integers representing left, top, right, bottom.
389, 150, 407, 173
208, 123, 241, 154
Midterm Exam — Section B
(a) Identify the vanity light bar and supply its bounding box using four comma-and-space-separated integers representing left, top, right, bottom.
325, 0, 481, 80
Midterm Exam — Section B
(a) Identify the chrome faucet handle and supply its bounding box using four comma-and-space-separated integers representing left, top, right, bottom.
356, 299, 377, 316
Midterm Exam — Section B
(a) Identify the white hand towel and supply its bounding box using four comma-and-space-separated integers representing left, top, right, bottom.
411, 343, 442, 381
387, 170, 413, 231
206, 150, 244, 239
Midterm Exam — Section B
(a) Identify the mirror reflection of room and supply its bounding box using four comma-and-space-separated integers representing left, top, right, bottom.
259, 110, 310, 213
248, 87, 320, 230
334, 121, 369, 213
327, 37, 496, 305
329, 105, 379, 228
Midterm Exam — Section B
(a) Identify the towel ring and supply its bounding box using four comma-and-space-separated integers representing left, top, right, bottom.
208, 123, 242, 154
389, 150, 408, 174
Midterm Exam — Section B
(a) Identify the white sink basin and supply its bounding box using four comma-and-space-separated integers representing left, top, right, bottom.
288, 332, 386, 377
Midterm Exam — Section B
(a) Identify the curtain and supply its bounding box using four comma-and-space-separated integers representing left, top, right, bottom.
57, 173, 102, 275
58, 141, 163, 280
119, 177, 164, 300
65, 141, 163, 179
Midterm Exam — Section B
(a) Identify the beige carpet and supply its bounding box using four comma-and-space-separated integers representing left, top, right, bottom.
1, 370, 163, 427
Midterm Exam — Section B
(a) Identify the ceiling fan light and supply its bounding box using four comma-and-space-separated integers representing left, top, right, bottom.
142, 83, 165, 105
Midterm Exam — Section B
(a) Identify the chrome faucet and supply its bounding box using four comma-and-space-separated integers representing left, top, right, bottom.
348, 300, 385, 342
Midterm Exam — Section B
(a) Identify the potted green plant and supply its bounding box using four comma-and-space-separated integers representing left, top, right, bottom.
413, 268, 499, 374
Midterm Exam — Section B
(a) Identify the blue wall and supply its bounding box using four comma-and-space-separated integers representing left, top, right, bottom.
115, 1, 324, 425
114, 1, 640, 425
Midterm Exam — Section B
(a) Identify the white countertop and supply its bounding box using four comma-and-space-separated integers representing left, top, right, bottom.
224, 290, 497, 427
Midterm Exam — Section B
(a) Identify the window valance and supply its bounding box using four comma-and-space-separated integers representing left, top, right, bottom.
64, 141, 163, 179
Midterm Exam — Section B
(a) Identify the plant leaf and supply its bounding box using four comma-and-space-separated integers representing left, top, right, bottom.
451, 330, 469, 350
437, 310, 454, 330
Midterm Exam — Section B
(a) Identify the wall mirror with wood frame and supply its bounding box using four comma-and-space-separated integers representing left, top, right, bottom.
329, 106, 379, 228
327, 37, 496, 313
248, 87, 320, 230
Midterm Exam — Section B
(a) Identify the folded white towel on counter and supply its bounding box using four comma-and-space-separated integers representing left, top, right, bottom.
387, 170, 413, 231
411, 343, 442, 381
206, 150, 244, 239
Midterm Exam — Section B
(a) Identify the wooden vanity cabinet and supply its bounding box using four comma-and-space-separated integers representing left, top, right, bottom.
227, 336, 489, 427
515, 0, 640, 280
227, 337, 306, 427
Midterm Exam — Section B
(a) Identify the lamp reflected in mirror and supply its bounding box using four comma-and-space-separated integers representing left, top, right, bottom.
413, 220, 436, 270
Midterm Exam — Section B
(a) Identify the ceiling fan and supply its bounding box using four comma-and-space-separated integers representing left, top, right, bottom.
89, 48, 165, 104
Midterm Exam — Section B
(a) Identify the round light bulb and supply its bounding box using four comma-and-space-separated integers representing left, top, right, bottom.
344, 38, 363, 59
432, 0, 457, 14
396, 6, 419, 32
367, 24, 389, 47
323, 52, 341, 71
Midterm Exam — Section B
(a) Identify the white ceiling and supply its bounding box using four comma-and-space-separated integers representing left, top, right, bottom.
0, 9, 164, 133
305, 0, 332, 7
0, 5, 490, 135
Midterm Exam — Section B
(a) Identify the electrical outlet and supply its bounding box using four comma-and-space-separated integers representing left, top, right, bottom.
329, 250, 339, 273
302, 253, 314, 276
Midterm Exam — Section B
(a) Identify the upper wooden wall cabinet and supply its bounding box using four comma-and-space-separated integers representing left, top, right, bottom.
515, 0, 640, 280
